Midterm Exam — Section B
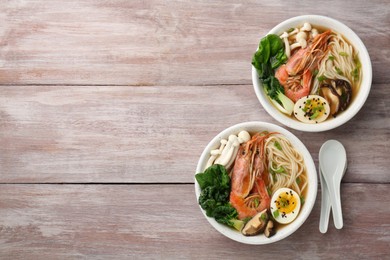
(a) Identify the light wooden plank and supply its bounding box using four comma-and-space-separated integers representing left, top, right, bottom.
0, 184, 389, 259
0, 84, 388, 183
0, 0, 388, 86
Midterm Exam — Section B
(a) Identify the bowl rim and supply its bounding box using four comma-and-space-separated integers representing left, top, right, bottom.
252, 15, 372, 132
194, 121, 317, 244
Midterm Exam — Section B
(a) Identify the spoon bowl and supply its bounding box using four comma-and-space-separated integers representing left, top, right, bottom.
319, 140, 347, 229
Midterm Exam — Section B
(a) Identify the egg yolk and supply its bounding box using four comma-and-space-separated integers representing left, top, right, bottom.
301, 97, 326, 120
275, 191, 298, 214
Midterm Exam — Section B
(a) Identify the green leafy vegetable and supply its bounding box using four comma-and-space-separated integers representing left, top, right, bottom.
339, 52, 348, 57
252, 34, 293, 115
195, 164, 230, 191
195, 164, 243, 231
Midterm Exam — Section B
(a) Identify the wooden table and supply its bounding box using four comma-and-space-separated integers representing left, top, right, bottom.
1, 1, 389, 259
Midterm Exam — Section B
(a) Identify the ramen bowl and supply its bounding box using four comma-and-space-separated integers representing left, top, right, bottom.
194, 121, 317, 244
252, 15, 372, 132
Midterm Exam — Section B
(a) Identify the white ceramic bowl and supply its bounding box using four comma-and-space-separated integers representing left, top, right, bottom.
252, 15, 372, 132
194, 121, 317, 244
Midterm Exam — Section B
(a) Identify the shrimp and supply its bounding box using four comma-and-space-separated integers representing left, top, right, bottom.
229, 132, 272, 220
275, 30, 331, 102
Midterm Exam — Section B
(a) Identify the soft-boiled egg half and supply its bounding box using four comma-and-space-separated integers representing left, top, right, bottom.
293, 95, 330, 124
270, 188, 301, 224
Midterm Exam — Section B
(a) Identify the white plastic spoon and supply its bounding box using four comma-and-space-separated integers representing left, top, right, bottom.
319, 140, 347, 230
319, 158, 347, 233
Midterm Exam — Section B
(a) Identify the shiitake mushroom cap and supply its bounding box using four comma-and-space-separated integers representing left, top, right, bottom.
241, 209, 269, 236
320, 79, 352, 116
264, 220, 276, 238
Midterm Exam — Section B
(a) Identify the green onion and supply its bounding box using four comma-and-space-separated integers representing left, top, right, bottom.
242, 217, 252, 224
273, 210, 280, 218
300, 196, 305, 205
313, 69, 319, 76
253, 198, 259, 208
351, 68, 360, 81
280, 197, 288, 207
335, 67, 343, 75
317, 75, 327, 82
312, 105, 324, 113
274, 141, 282, 151
296, 177, 301, 185
274, 166, 285, 174
339, 52, 348, 57
261, 213, 267, 221
287, 28, 295, 33
310, 111, 320, 119
328, 55, 335, 61
354, 56, 361, 69
269, 169, 277, 181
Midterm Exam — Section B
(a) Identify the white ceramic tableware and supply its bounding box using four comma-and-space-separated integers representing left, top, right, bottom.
319, 140, 347, 229
319, 157, 347, 233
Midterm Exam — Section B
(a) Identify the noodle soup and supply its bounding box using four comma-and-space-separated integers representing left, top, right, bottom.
252, 15, 372, 132
253, 23, 362, 124
194, 122, 317, 244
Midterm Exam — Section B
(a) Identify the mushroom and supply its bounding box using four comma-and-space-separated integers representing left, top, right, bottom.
290, 31, 308, 50
208, 130, 251, 169
280, 32, 291, 58
320, 79, 352, 116
215, 135, 239, 167
264, 220, 276, 238
237, 130, 250, 144
320, 83, 340, 116
296, 31, 308, 41
332, 79, 352, 112
288, 28, 299, 36
311, 28, 319, 38
224, 136, 241, 169
290, 38, 307, 50
300, 22, 312, 32
241, 209, 269, 236
205, 139, 227, 168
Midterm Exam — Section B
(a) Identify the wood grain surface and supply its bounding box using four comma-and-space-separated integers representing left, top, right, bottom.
0, 0, 389, 259
0, 84, 388, 183
0, 0, 389, 86
0, 184, 389, 259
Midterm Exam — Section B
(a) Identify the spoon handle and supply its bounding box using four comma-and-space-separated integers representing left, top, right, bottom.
319, 166, 331, 233
331, 178, 343, 229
